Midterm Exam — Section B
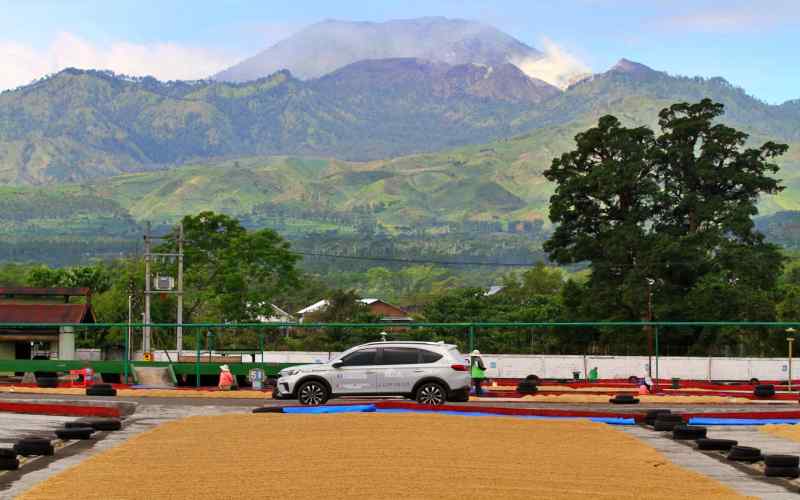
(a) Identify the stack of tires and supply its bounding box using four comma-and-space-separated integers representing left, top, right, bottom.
516, 375, 539, 394
13, 438, 53, 457
35, 375, 59, 388
753, 384, 775, 398
86, 383, 116, 397
652, 414, 685, 431
763, 455, 800, 478
0, 449, 18, 471
695, 438, 738, 451
672, 424, 707, 440
67, 418, 122, 431
609, 394, 639, 404
644, 409, 671, 426
55, 427, 94, 440
727, 446, 762, 463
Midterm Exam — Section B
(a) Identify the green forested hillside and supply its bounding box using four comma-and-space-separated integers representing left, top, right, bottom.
2, 58, 799, 266
0, 59, 797, 186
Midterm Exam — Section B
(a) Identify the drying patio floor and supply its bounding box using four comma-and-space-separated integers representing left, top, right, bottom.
18, 413, 744, 500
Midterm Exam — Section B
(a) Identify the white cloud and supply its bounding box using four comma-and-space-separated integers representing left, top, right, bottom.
0, 32, 238, 91
511, 38, 592, 90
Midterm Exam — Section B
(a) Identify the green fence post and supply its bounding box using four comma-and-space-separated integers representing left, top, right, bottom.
654, 326, 660, 387
195, 330, 200, 388
468, 324, 475, 353
259, 332, 265, 375
123, 327, 129, 385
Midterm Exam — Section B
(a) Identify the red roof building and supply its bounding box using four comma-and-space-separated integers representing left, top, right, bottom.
0, 287, 95, 360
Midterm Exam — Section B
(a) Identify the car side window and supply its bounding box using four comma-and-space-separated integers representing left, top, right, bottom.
340, 348, 377, 366
379, 347, 422, 365
419, 350, 443, 363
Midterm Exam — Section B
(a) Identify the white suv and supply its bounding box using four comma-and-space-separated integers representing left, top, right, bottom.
275, 341, 471, 405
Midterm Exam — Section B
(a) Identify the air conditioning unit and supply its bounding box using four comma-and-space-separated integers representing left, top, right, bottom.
154, 276, 175, 291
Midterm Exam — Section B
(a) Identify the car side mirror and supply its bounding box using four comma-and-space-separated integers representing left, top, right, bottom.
332, 360, 344, 369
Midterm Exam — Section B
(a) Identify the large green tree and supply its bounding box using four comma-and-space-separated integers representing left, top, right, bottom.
158, 211, 300, 322
544, 115, 660, 321
544, 99, 788, 352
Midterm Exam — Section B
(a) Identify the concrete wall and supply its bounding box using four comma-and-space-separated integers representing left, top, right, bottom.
140, 350, 795, 381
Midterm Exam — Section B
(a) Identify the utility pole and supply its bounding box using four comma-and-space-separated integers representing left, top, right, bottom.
144, 222, 152, 354
646, 278, 654, 378
176, 223, 184, 354
142, 221, 184, 357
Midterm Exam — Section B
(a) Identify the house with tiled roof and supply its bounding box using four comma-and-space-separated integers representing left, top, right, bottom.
0, 287, 95, 361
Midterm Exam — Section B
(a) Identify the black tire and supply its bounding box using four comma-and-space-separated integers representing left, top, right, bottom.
516, 381, 538, 394
672, 425, 707, 440
653, 418, 683, 431
0, 457, 19, 471
525, 375, 540, 381
0, 448, 16, 458
252, 407, 284, 413
55, 427, 94, 440
764, 454, 800, 468
614, 393, 635, 401
749, 378, 760, 385
448, 390, 470, 403
415, 382, 447, 406
14, 438, 54, 456
297, 380, 329, 406
727, 446, 762, 462
36, 377, 58, 388
645, 409, 671, 425
754, 384, 775, 398
86, 386, 117, 397
610, 397, 639, 404
67, 418, 122, 431
696, 438, 738, 451
765, 466, 800, 478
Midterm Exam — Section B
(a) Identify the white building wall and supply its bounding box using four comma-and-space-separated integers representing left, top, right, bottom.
111, 349, 793, 381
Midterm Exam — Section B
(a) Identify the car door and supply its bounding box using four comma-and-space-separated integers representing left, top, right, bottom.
374, 347, 424, 394
332, 347, 379, 394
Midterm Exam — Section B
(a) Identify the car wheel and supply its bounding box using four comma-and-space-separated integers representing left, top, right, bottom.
297, 381, 329, 406
416, 382, 446, 405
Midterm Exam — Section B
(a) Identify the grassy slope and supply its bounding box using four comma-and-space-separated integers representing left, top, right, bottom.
73, 120, 800, 228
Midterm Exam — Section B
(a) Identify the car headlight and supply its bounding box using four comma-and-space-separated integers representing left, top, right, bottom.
280, 368, 302, 377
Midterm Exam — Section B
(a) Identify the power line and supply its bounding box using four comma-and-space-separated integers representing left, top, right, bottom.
293, 250, 543, 267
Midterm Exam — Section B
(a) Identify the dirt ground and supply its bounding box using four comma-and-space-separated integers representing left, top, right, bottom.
761, 424, 800, 442
0, 386, 272, 399
18, 413, 744, 500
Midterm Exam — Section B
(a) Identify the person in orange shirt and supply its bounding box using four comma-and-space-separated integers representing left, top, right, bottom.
218, 364, 234, 390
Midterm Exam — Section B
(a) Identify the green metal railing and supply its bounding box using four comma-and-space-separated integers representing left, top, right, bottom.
2, 321, 800, 386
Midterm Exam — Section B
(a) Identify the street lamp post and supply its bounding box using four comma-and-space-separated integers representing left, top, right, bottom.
787, 328, 796, 392
646, 278, 655, 378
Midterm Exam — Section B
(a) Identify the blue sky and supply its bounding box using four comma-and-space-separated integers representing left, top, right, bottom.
1, 0, 798, 103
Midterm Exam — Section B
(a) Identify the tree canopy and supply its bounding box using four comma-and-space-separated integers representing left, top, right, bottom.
157, 211, 300, 322
544, 99, 788, 352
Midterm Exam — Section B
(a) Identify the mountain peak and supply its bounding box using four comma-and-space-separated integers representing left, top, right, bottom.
609, 58, 658, 76
213, 17, 541, 82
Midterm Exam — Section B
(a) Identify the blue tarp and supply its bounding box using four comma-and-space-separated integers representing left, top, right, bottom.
688, 417, 800, 426
376, 409, 633, 424
282, 404, 377, 414
283, 406, 634, 424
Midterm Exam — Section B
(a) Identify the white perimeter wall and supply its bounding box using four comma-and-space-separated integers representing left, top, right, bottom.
104, 350, 795, 381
